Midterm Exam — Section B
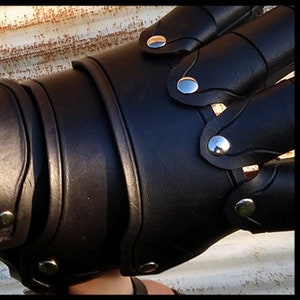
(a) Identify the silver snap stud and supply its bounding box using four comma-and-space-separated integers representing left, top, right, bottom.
177, 76, 199, 94
38, 259, 59, 275
235, 198, 256, 218
138, 262, 158, 274
147, 35, 167, 49
208, 135, 230, 156
0, 211, 15, 228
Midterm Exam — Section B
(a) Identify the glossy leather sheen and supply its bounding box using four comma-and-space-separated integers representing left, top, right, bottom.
139, 6, 263, 55
0, 5, 294, 293
167, 6, 294, 107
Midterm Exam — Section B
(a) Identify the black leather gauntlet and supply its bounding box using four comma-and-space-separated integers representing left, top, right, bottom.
0, 5, 294, 294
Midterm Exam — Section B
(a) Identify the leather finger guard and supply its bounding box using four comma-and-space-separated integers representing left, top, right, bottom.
224, 158, 294, 233
139, 6, 263, 55
167, 6, 294, 107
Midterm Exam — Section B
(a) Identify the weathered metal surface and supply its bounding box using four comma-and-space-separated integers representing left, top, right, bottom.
0, 6, 174, 81
0, 230, 294, 294
0, 5, 278, 82
142, 230, 294, 295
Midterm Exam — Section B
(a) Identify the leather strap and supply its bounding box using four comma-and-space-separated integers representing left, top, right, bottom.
200, 78, 294, 170
131, 277, 148, 295
0, 80, 43, 248
167, 6, 294, 108
139, 6, 263, 55
224, 158, 294, 233
72, 56, 143, 274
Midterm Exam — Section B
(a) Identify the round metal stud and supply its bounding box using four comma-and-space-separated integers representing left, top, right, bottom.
147, 35, 167, 49
208, 135, 230, 156
235, 198, 256, 218
138, 262, 158, 274
177, 76, 199, 94
38, 259, 59, 275
0, 211, 15, 228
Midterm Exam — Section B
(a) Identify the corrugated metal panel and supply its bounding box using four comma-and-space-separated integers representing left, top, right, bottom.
0, 230, 294, 294
141, 230, 294, 295
0, 5, 294, 295
0, 6, 174, 80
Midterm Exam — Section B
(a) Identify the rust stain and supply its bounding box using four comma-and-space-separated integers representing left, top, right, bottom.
0, 6, 173, 81
0, 6, 141, 34
0, 30, 143, 81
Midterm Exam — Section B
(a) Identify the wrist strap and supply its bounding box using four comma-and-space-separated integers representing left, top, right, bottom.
130, 277, 148, 295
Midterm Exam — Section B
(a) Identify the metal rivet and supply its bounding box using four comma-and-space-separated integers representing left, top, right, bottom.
0, 211, 15, 228
235, 198, 256, 218
147, 35, 166, 49
208, 135, 230, 156
38, 259, 58, 275
177, 76, 199, 94
138, 262, 158, 274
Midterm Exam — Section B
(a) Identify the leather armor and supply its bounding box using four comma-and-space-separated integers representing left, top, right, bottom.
0, 6, 294, 294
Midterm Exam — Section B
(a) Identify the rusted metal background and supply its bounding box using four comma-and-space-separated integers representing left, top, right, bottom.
0, 6, 174, 81
0, 5, 294, 295
0, 231, 294, 294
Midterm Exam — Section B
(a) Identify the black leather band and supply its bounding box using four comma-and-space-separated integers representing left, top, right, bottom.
131, 277, 148, 295
224, 158, 294, 233
139, 6, 263, 55
72, 56, 143, 274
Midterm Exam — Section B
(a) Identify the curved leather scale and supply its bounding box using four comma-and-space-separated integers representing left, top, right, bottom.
0, 80, 44, 248
200, 78, 294, 170
0, 83, 27, 245
224, 158, 294, 233
167, 6, 294, 107
72, 57, 142, 277
18, 80, 64, 292
139, 6, 263, 55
